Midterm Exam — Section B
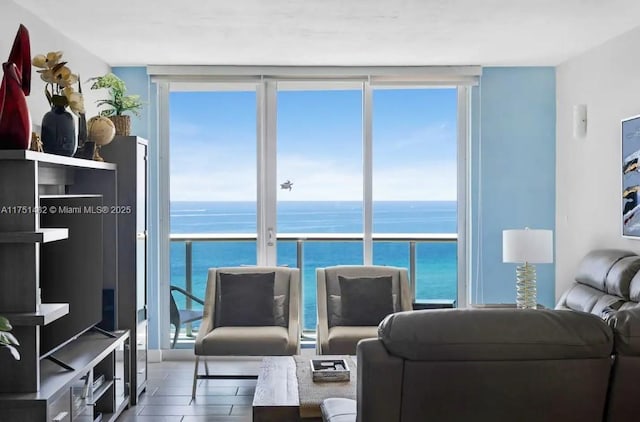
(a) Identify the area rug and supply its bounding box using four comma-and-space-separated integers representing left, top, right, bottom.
294, 355, 357, 418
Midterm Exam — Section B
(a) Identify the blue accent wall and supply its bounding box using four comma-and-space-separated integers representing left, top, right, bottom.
112, 67, 160, 349
471, 67, 556, 307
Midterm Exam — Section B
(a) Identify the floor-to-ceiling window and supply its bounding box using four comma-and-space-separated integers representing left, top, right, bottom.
372, 87, 458, 303
276, 86, 364, 330
169, 88, 258, 340
156, 68, 475, 348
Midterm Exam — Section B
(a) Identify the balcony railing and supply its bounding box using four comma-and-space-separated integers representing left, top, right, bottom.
169, 232, 457, 340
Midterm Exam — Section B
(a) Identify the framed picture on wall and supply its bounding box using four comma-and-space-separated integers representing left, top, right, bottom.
622, 115, 640, 238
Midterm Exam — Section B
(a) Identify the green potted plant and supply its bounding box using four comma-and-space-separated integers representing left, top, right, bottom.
0, 316, 20, 360
89, 73, 142, 136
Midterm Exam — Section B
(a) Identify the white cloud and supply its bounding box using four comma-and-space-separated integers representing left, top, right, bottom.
170, 116, 457, 201
171, 151, 456, 201
373, 162, 456, 201
170, 121, 203, 139
171, 173, 257, 201
170, 139, 256, 201
379, 121, 455, 152
277, 154, 363, 201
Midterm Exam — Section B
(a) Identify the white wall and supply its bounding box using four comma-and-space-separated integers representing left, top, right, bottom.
0, 1, 109, 127
556, 26, 640, 298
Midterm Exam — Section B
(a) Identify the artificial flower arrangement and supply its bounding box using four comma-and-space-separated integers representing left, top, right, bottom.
32, 51, 85, 116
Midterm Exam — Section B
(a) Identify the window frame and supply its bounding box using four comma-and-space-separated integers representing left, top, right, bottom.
153, 67, 476, 349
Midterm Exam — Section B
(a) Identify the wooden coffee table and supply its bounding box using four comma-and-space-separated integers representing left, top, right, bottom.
252, 356, 356, 422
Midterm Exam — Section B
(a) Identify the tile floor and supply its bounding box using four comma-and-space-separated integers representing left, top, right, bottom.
117, 360, 260, 422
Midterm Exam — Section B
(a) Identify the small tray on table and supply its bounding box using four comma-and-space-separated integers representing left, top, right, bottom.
310, 358, 350, 382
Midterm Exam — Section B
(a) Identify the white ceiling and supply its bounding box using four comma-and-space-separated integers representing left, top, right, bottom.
13, 0, 640, 66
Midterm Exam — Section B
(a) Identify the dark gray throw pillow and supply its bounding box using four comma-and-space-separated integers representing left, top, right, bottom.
218, 272, 275, 327
328, 293, 399, 327
338, 275, 394, 326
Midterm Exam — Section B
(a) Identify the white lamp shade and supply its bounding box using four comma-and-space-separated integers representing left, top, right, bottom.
503, 229, 553, 264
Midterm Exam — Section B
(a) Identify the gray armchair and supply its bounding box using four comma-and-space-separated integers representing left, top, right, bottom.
316, 265, 412, 355
192, 266, 300, 399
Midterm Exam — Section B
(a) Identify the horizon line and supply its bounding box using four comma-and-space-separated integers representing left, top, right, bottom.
170, 199, 457, 203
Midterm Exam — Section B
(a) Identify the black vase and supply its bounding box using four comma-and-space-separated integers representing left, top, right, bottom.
41, 105, 77, 156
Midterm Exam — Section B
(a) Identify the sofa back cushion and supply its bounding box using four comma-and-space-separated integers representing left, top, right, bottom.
365, 309, 614, 422
557, 250, 640, 315
606, 256, 640, 297
630, 271, 640, 303
379, 308, 613, 361
575, 249, 640, 297
560, 284, 625, 314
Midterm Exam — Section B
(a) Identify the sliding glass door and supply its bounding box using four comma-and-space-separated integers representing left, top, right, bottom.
276, 86, 363, 330
169, 87, 258, 345
372, 87, 458, 303
163, 76, 467, 348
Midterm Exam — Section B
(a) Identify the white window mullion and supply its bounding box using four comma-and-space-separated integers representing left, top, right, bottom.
363, 82, 373, 265
257, 81, 278, 265
157, 80, 171, 349
457, 86, 470, 308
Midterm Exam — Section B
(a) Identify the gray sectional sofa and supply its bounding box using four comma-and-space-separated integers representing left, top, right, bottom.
322, 308, 616, 422
556, 249, 640, 422
321, 249, 640, 422
556, 249, 640, 314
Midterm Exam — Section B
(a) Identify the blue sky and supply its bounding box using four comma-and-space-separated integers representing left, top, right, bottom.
170, 87, 457, 201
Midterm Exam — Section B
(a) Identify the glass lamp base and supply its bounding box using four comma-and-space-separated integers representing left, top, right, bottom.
516, 262, 537, 309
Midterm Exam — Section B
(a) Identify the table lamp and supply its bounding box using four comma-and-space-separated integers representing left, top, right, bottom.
502, 228, 553, 309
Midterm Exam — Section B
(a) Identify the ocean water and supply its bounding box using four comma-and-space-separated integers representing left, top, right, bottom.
170, 201, 457, 329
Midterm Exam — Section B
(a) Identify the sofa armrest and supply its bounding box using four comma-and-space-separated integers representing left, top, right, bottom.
321, 398, 356, 422
357, 338, 403, 422
608, 306, 640, 355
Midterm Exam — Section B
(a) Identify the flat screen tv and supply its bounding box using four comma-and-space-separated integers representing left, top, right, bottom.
39, 195, 104, 357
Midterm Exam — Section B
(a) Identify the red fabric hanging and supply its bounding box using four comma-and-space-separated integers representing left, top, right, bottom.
0, 24, 32, 150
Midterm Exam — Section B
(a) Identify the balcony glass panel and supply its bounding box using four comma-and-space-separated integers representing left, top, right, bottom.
416, 242, 457, 300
